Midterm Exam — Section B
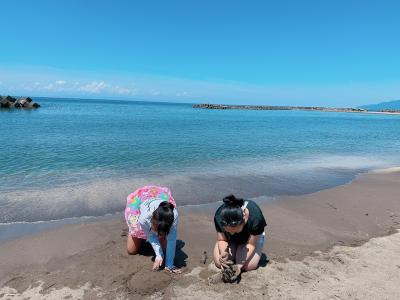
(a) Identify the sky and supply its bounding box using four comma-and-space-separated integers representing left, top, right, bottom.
0, 0, 399, 106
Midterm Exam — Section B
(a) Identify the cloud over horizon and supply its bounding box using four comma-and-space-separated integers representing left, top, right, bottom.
0, 65, 399, 106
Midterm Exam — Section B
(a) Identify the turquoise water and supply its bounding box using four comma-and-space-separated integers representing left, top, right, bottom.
1, 97, 400, 223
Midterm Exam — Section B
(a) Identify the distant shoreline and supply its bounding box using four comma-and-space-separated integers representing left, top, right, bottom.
193, 103, 400, 115
361, 110, 400, 115
193, 103, 366, 112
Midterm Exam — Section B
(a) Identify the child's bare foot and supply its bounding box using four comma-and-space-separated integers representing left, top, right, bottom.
165, 266, 182, 274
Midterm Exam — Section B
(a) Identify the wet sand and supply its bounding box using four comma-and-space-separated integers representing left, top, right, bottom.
0, 168, 399, 299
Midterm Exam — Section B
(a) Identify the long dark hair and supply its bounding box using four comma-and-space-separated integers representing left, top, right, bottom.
220, 194, 244, 227
152, 202, 175, 236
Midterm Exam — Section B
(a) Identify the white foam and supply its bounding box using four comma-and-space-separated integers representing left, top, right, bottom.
0, 154, 397, 224
370, 166, 400, 174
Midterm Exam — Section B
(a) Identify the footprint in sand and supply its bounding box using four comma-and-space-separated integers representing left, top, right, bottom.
2, 276, 33, 294
127, 270, 172, 295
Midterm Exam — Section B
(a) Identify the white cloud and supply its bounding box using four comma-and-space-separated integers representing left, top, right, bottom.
43, 83, 54, 90
150, 90, 161, 96
20, 81, 42, 91
110, 85, 138, 96
176, 91, 189, 97
2, 65, 399, 105
4, 77, 139, 98
79, 81, 108, 93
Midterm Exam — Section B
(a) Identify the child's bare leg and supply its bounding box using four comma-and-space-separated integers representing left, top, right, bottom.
213, 241, 237, 268
235, 241, 263, 271
127, 235, 143, 255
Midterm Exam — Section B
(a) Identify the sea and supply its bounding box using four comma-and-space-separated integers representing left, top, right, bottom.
1, 97, 400, 240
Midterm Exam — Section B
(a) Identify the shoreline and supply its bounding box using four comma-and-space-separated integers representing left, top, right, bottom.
0, 167, 399, 298
0, 163, 383, 242
1, 156, 369, 225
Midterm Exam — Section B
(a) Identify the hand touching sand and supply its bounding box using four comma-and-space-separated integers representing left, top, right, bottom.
152, 257, 163, 271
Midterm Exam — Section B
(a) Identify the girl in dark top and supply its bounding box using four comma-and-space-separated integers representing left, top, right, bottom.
213, 194, 267, 273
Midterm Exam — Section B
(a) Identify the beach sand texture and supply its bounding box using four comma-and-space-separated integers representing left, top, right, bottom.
173, 230, 400, 300
0, 169, 399, 299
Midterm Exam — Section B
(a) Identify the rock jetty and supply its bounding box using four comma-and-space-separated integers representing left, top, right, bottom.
193, 104, 367, 112
380, 109, 400, 113
0, 95, 40, 109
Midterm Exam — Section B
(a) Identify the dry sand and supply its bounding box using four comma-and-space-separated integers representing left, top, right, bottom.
173, 229, 400, 299
0, 169, 399, 299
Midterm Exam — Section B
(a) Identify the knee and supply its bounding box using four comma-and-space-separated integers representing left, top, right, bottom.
242, 262, 258, 272
127, 247, 139, 255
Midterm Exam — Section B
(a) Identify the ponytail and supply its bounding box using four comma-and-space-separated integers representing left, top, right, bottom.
220, 194, 244, 227
222, 194, 244, 207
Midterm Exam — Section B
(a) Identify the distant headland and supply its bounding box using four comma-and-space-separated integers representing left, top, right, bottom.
193, 104, 367, 113
0, 95, 40, 109
359, 99, 400, 112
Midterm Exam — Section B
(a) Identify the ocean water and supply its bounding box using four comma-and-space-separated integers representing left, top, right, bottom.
1, 97, 400, 225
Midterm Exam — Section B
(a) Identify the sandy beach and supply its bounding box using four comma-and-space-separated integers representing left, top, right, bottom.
3, 2, 400, 299
0, 168, 399, 299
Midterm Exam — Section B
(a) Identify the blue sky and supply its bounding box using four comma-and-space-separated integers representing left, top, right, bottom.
0, 0, 399, 106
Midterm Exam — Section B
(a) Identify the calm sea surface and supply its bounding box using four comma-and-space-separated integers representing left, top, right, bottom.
1, 97, 400, 224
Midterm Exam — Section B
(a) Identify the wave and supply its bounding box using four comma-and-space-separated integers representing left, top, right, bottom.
0, 154, 398, 224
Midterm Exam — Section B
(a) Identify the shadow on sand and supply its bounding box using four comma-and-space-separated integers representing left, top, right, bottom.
138, 239, 188, 268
